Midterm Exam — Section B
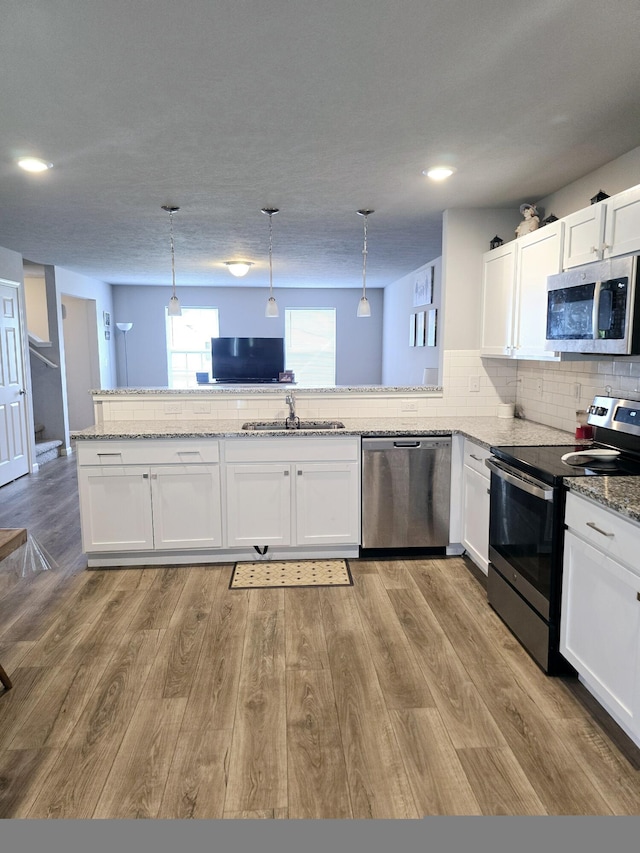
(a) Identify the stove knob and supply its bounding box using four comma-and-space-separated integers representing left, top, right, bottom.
597, 407, 608, 416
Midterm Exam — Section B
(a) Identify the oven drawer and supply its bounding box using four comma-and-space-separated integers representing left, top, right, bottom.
565, 491, 640, 574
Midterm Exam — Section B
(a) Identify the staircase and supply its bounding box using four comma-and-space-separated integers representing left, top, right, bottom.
34, 424, 63, 466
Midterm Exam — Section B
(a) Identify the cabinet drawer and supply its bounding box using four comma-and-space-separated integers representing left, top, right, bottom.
463, 439, 491, 478
565, 491, 640, 574
224, 437, 359, 463
76, 439, 220, 466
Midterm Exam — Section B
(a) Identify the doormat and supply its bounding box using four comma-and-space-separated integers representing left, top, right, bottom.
230, 559, 353, 589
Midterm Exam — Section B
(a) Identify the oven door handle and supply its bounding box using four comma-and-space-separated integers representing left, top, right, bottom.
485, 458, 554, 502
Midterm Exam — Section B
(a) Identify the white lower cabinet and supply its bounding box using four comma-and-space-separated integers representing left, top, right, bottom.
224, 438, 361, 548
561, 492, 640, 746
77, 440, 222, 556
225, 463, 292, 546
461, 439, 490, 574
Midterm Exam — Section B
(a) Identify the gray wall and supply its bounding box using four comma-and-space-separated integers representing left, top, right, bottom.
111, 285, 384, 387
382, 259, 442, 386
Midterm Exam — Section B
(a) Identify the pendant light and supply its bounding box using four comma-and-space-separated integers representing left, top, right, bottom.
356, 209, 374, 317
162, 204, 182, 317
261, 207, 279, 318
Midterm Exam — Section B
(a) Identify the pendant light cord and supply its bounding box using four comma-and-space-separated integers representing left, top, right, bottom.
268, 212, 274, 298
162, 204, 180, 303
361, 212, 368, 299
169, 209, 177, 300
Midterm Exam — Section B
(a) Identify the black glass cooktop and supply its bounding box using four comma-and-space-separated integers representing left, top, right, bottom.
490, 443, 640, 485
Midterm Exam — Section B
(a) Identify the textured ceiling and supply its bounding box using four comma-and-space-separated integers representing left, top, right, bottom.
1, 0, 640, 289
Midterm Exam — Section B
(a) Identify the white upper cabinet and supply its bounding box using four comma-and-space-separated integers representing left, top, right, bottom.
480, 221, 563, 360
513, 221, 563, 360
602, 184, 640, 259
561, 203, 606, 268
480, 242, 516, 357
562, 184, 640, 268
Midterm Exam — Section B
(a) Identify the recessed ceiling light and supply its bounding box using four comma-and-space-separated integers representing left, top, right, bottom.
224, 261, 253, 277
423, 166, 456, 181
17, 157, 53, 173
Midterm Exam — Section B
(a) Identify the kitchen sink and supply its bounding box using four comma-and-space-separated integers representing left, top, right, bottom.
242, 420, 346, 431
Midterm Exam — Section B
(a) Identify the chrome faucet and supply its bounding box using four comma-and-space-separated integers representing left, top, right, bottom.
285, 392, 297, 427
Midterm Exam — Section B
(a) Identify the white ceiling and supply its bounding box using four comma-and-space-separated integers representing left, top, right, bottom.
1, 0, 640, 290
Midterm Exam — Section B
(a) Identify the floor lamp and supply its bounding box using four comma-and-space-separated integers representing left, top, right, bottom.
116, 322, 133, 386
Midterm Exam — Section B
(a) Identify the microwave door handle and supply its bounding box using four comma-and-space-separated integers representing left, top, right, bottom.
592, 280, 602, 339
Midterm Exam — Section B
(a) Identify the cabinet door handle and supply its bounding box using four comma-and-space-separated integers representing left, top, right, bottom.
284, 470, 289, 477
470, 454, 483, 461
142, 473, 149, 479
297, 469, 302, 475
586, 521, 614, 537
97, 452, 122, 457
637, 592, 640, 602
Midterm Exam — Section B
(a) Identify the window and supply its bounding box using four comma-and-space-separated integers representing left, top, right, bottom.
166, 307, 219, 388
284, 308, 336, 386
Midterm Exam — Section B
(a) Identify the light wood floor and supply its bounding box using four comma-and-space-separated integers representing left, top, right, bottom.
1, 455, 640, 818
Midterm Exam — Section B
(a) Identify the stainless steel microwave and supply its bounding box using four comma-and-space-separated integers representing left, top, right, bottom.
545, 255, 640, 354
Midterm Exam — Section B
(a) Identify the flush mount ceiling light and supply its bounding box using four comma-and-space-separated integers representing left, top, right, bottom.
356, 209, 374, 318
161, 204, 182, 317
224, 261, 253, 277
17, 157, 53, 173
261, 208, 279, 318
423, 165, 456, 181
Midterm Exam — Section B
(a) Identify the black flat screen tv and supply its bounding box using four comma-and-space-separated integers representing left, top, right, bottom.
211, 336, 285, 383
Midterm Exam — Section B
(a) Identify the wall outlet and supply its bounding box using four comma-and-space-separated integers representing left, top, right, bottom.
164, 402, 182, 414
468, 375, 480, 392
193, 402, 210, 414
401, 401, 418, 412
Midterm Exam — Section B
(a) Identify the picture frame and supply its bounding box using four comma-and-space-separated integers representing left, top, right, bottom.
409, 313, 416, 347
103, 311, 111, 327
416, 311, 426, 347
426, 308, 437, 347
413, 265, 434, 307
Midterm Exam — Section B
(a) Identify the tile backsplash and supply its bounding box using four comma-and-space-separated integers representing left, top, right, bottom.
515, 356, 640, 432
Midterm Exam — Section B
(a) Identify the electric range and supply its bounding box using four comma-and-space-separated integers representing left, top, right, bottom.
486, 395, 640, 674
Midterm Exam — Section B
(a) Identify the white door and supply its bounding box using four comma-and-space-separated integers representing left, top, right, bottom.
0, 280, 30, 487
225, 463, 292, 546
480, 244, 516, 357
513, 221, 563, 360
150, 464, 222, 549
603, 185, 640, 259
78, 465, 154, 552
561, 531, 640, 735
561, 203, 606, 268
461, 463, 490, 574
295, 462, 360, 545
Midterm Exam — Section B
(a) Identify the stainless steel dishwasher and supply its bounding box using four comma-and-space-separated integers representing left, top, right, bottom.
361, 436, 451, 550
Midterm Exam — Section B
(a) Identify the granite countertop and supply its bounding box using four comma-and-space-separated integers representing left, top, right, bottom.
565, 476, 640, 525
71, 415, 574, 449
90, 385, 443, 396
